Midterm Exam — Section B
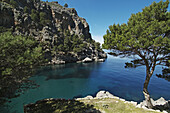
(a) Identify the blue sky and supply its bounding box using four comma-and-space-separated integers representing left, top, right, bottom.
46, 0, 169, 44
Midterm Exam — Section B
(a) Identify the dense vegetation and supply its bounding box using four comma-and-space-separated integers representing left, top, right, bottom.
30, 9, 51, 27
102, 0, 170, 108
51, 30, 102, 55
1, 0, 102, 54
0, 0, 103, 107
0, 32, 46, 104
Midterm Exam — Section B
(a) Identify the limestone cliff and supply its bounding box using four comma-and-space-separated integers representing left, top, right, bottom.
0, 0, 107, 64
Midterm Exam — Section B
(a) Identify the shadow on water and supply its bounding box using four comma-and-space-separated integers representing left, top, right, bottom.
1, 55, 170, 113
34, 62, 102, 80
0, 62, 103, 113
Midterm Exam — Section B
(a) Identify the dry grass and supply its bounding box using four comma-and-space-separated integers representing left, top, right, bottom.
80, 98, 161, 113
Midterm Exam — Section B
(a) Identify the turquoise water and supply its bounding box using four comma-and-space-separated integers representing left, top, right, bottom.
1, 54, 170, 113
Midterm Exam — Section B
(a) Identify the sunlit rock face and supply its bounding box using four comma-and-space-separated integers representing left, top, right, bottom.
0, 0, 107, 64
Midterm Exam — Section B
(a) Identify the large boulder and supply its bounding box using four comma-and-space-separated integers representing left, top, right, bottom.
82, 57, 92, 63
154, 97, 167, 106
96, 91, 114, 99
136, 97, 169, 112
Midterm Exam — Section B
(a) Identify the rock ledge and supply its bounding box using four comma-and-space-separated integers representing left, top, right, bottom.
76, 90, 170, 113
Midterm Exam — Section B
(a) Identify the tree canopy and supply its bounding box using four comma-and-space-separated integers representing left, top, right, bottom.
0, 32, 46, 104
64, 3, 68, 8
102, 0, 170, 108
52, 30, 101, 54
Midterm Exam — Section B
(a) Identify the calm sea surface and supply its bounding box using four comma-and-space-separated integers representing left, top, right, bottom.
1, 53, 170, 113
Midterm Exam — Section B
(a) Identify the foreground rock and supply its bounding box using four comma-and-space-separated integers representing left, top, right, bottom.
77, 91, 169, 113
24, 91, 169, 113
136, 97, 170, 113
96, 91, 115, 99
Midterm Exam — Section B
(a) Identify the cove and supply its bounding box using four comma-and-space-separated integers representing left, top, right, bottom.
1, 54, 170, 113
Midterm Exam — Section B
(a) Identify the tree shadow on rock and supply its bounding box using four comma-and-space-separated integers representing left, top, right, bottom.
24, 98, 101, 113
152, 101, 170, 113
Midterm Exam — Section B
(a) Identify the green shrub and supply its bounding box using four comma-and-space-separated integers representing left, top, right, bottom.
1, 0, 10, 3
94, 42, 101, 51
57, 44, 64, 51
73, 47, 82, 53
39, 12, 51, 26
0, 26, 12, 33
31, 9, 39, 22
24, 6, 29, 13
10, 0, 17, 8
0, 32, 46, 104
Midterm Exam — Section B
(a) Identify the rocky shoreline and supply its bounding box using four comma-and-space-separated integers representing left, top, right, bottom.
24, 90, 170, 113
77, 91, 170, 113
50, 55, 107, 65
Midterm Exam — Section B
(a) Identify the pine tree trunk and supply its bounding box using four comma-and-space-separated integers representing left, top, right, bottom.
143, 74, 153, 108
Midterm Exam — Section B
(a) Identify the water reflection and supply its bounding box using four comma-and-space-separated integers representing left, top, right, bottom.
35, 62, 102, 80
1, 55, 170, 113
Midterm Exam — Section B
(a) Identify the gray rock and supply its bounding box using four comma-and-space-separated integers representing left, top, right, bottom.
99, 52, 107, 58
96, 91, 114, 99
154, 97, 167, 105
130, 101, 137, 106
119, 98, 125, 102
155, 110, 161, 112
136, 104, 142, 108
84, 95, 93, 100
137, 98, 155, 107
0, 0, 107, 64
136, 97, 170, 113
82, 57, 92, 63
96, 59, 105, 62
51, 59, 65, 64
163, 110, 168, 113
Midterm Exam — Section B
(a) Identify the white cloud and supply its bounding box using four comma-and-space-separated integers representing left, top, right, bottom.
92, 35, 104, 44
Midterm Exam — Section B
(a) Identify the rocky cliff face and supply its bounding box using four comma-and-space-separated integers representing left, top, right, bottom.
0, 0, 107, 64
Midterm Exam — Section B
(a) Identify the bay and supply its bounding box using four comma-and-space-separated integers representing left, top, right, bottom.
1, 54, 170, 113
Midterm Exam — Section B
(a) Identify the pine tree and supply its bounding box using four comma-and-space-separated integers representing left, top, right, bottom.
0, 32, 46, 104
102, 0, 170, 108
64, 3, 68, 8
